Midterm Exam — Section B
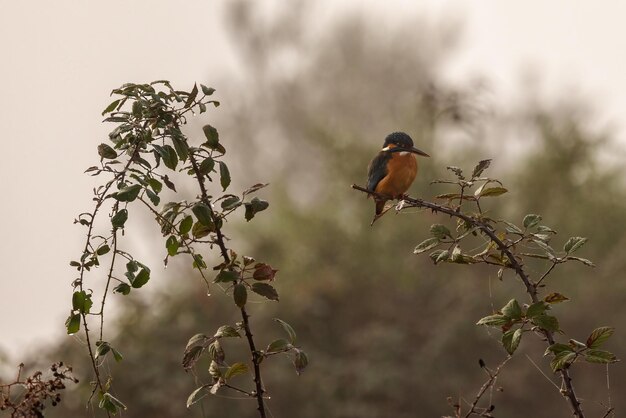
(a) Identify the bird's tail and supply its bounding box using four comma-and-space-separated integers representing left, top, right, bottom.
370, 199, 387, 226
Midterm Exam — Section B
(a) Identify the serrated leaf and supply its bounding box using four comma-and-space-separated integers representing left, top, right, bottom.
219, 161, 231, 191
478, 187, 508, 197
446, 166, 464, 179
430, 224, 451, 239
100, 393, 126, 412
65, 313, 81, 335
166, 235, 179, 256
95, 341, 111, 359
502, 220, 522, 234
199, 157, 215, 175
266, 339, 290, 353
544, 293, 570, 304
523, 214, 542, 229
501, 299, 522, 320
114, 184, 142, 202
252, 282, 279, 301
252, 263, 278, 281
131, 268, 150, 288
584, 349, 617, 364
476, 314, 509, 327
274, 318, 297, 344
221, 196, 241, 211
533, 239, 555, 257
233, 283, 247, 307
224, 362, 249, 379
537, 225, 556, 234
214, 325, 240, 338
208, 360, 221, 379
186, 386, 209, 408
564, 237, 588, 254
550, 351, 576, 372
502, 328, 523, 355
98, 143, 118, 159
208, 340, 225, 364
471, 159, 491, 178
414, 237, 440, 254
533, 314, 559, 332
526, 302, 547, 318
182, 334, 215, 370
586, 326, 614, 348
172, 136, 189, 162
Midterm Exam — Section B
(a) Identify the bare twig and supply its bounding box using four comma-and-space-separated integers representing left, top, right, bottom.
463, 357, 510, 418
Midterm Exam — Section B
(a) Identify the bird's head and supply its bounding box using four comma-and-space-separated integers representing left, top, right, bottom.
381, 132, 430, 157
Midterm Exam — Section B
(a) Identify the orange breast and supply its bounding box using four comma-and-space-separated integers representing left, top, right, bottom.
375, 152, 418, 198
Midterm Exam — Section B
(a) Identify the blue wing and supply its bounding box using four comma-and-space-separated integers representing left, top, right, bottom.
366, 152, 390, 192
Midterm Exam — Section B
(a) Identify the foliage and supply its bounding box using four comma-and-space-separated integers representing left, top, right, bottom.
69, 81, 305, 416
354, 158, 617, 418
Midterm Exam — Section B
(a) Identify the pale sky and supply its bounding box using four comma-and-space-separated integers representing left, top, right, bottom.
2, 0, 626, 362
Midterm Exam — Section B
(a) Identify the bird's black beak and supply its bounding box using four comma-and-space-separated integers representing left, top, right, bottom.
409, 147, 430, 157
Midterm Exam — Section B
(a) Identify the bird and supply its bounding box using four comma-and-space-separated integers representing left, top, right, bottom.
366, 132, 430, 224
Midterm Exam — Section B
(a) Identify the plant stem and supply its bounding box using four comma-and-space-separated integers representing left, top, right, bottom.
190, 153, 267, 418
351, 184, 585, 418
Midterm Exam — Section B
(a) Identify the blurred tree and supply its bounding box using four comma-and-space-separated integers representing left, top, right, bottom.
32, 2, 624, 417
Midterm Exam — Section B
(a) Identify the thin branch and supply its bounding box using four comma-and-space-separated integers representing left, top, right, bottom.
351, 184, 586, 418
463, 357, 510, 418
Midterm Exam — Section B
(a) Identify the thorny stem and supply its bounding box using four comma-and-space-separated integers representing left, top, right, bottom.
351, 184, 586, 418
190, 153, 267, 418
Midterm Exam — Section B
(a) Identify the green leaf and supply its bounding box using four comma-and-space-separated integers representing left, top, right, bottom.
96, 244, 110, 256
172, 137, 189, 161
199, 157, 215, 175
65, 313, 81, 334
533, 239, 555, 257
550, 351, 576, 372
545, 343, 573, 356
131, 268, 150, 288
544, 293, 570, 304
584, 349, 617, 364
184, 83, 199, 108
182, 334, 215, 370
266, 339, 291, 353
161, 144, 179, 170
192, 203, 214, 227
214, 270, 239, 283
95, 341, 111, 359
428, 249, 449, 264
532, 314, 559, 332
564, 236, 588, 254
187, 386, 209, 408
502, 328, 523, 355
201, 85, 216, 96
501, 299, 522, 320
111, 347, 123, 362
430, 224, 451, 239
202, 125, 219, 148
293, 349, 308, 375
221, 196, 242, 211
208, 340, 225, 364
179, 215, 193, 235
502, 220, 522, 234
523, 214, 542, 229
99, 393, 127, 414
114, 184, 142, 202
219, 161, 231, 191
476, 314, 509, 327
224, 362, 249, 379
446, 166, 464, 180
413, 237, 440, 254
102, 99, 121, 115
586, 326, 614, 348
478, 187, 508, 197
537, 225, 556, 234
251, 282, 279, 301
146, 189, 160, 206
471, 159, 491, 178
526, 302, 547, 318
72, 291, 93, 314
214, 325, 240, 338
147, 178, 162, 193
98, 143, 118, 159
111, 209, 128, 228
244, 198, 270, 221
566, 256, 595, 267
274, 318, 297, 344
233, 283, 247, 307
113, 283, 131, 295
166, 235, 179, 256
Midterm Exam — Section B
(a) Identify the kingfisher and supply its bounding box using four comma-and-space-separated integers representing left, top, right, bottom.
366, 132, 430, 224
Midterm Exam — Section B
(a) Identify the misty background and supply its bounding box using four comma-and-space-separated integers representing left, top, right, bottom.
1, 1, 626, 417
